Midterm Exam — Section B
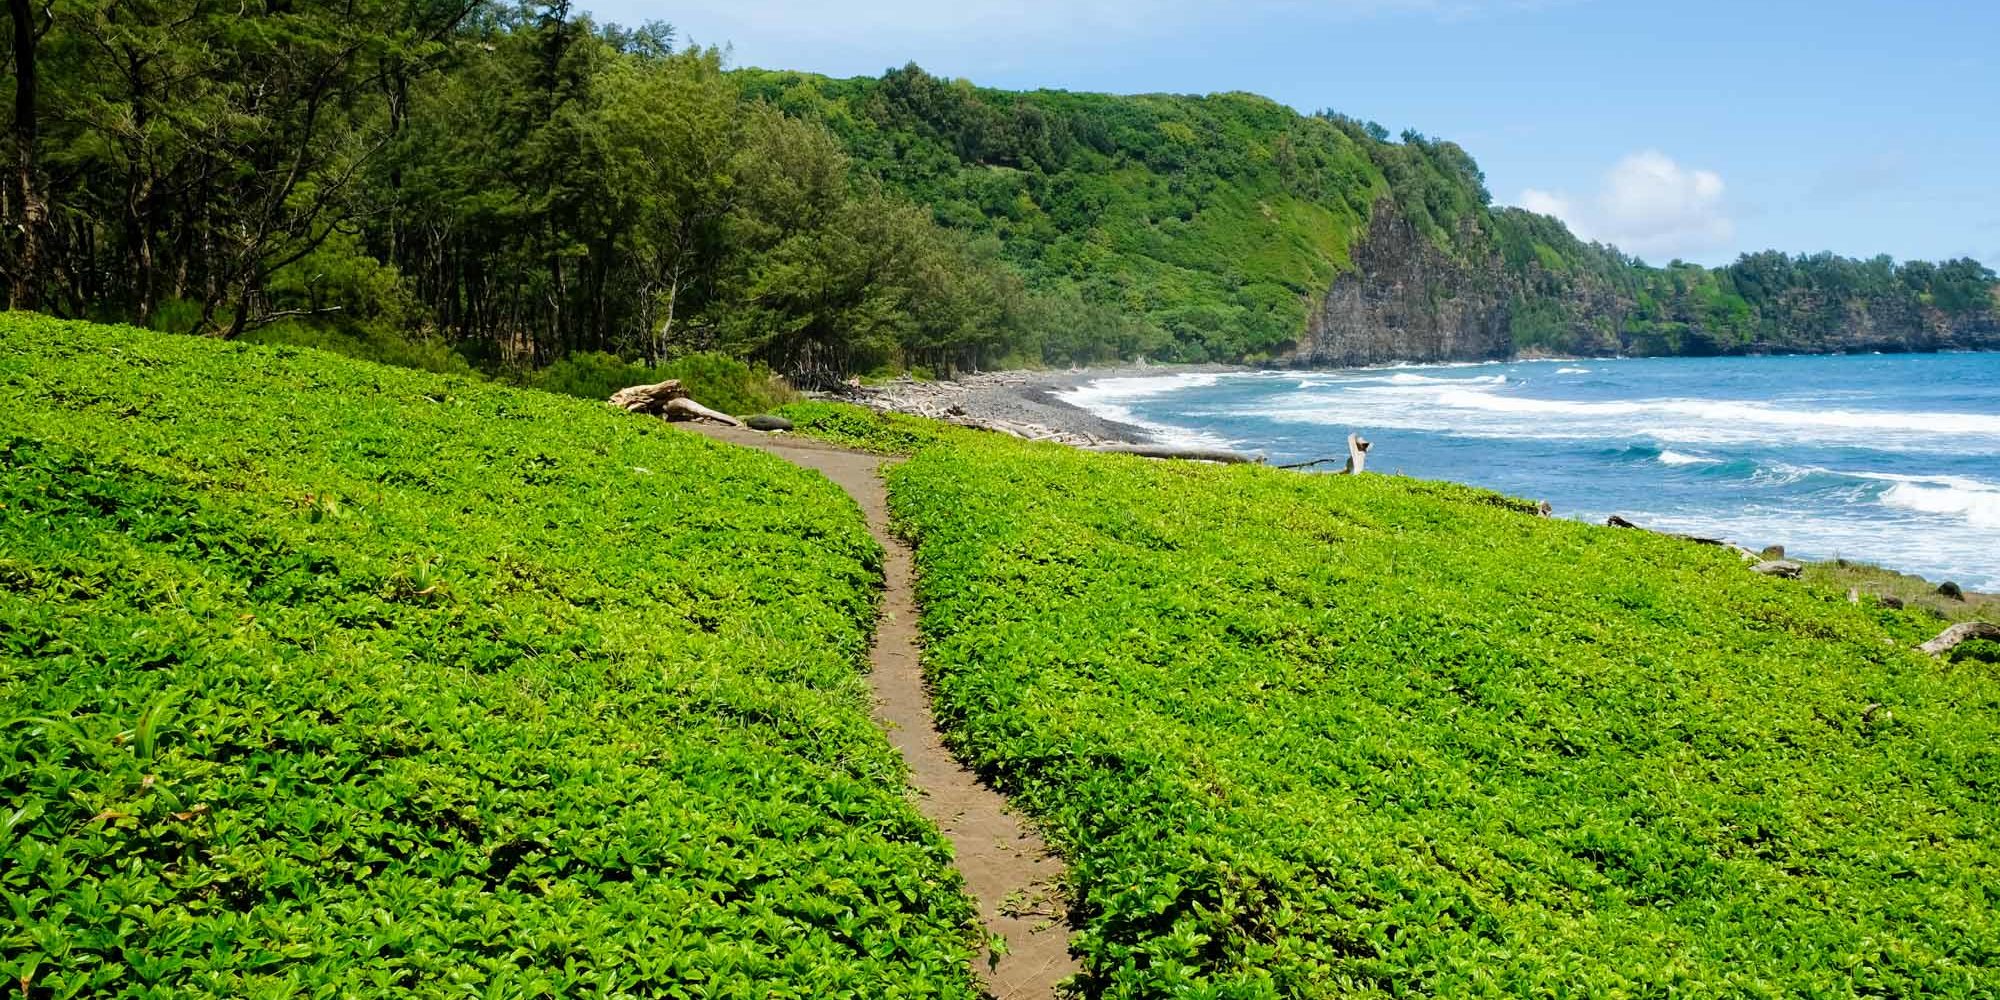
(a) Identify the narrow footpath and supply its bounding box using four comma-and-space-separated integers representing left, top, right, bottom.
687, 424, 1078, 999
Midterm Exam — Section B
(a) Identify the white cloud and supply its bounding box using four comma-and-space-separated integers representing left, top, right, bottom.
1518, 150, 1734, 262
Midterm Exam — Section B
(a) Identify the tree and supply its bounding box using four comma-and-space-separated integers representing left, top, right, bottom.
4, 0, 51, 310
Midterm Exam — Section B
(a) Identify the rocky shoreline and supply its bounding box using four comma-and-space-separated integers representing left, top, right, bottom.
822, 364, 1239, 446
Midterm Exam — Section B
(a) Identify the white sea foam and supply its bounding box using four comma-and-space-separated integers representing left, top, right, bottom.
1257, 378, 2000, 453
1379, 372, 1508, 386
1657, 450, 1721, 466
1555, 366, 1592, 375
1061, 372, 1225, 403
1881, 481, 2000, 528
1056, 373, 1243, 450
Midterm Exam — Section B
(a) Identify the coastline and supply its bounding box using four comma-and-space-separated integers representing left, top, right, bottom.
826, 360, 1998, 606
830, 363, 1243, 445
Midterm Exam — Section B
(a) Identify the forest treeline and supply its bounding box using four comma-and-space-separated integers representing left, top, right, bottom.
4, 3, 1996, 379
0, 3, 1077, 384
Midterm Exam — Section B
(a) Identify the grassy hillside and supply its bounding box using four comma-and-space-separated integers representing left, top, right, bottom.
788, 406, 2000, 997
743, 65, 2000, 363
0, 316, 981, 997
741, 68, 1404, 361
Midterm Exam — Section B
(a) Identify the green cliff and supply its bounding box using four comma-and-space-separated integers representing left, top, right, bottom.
742, 64, 2000, 365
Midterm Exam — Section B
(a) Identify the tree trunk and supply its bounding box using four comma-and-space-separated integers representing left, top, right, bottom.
8, 0, 44, 311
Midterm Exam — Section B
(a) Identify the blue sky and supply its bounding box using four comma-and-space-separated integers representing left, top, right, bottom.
577, 0, 1999, 268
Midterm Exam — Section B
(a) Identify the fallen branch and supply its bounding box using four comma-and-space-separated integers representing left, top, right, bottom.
1278, 433, 1374, 473
609, 379, 687, 413
608, 379, 742, 427
664, 396, 743, 428
1085, 444, 1260, 464
1918, 621, 2000, 656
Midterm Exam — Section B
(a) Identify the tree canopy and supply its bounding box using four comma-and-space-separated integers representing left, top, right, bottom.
4, 7, 1994, 378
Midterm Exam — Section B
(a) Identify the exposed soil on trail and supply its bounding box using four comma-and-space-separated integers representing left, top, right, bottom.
685, 423, 1078, 999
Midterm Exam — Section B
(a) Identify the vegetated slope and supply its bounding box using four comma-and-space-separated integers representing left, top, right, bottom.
0, 315, 980, 997
742, 65, 2000, 364
884, 427, 2000, 997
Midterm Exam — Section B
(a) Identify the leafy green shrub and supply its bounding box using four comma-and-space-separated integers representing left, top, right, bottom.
145, 298, 206, 336
774, 401, 960, 455
526, 350, 655, 401
532, 351, 795, 415
243, 320, 476, 375
887, 433, 2000, 997
0, 313, 979, 998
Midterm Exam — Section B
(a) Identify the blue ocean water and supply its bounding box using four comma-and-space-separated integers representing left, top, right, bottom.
1058, 354, 2000, 589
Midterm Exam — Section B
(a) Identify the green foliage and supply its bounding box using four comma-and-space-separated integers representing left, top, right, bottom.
773, 401, 959, 455
242, 322, 475, 376
529, 351, 795, 415
0, 314, 980, 997
10, 1, 1994, 377
1798, 559, 2000, 625
741, 68, 1390, 361
885, 431, 2000, 997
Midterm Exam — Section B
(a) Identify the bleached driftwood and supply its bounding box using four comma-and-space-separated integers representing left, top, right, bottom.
1918, 621, 2000, 656
1751, 560, 1803, 579
1277, 433, 1375, 474
608, 379, 743, 427
609, 379, 687, 413
1085, 444, 1260, 464
664, 396, 743, 428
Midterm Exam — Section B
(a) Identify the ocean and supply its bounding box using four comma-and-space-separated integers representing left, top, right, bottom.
1057, 353, 2000, 590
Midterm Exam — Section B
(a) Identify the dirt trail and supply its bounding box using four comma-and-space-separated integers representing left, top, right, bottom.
686, 424, 1078, 999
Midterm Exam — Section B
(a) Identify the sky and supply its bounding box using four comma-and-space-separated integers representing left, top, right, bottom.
575, 0, 2000, 268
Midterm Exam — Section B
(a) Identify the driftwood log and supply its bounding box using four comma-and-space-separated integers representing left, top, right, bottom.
608, 379, 743, 428
664, 397, 743, 428
1918, 621, 2000, 656
1751, 560, 1803, 579
1277, 433, 1374, 474
609, 379, 687, 413
1344, 434, 1370, 475
1084, 443, 1259, 464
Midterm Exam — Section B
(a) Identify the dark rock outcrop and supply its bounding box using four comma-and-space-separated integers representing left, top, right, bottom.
1290, 205, 1512, 367
1287, 199, 2000, 366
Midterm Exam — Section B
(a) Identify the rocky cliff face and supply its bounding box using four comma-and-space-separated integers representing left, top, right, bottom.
1289, 205, 1513, 367
1286, 200, 2000, 366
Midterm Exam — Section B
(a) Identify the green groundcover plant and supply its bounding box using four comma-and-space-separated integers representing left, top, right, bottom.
0, 316, 981, 998
882, 425, 1999, 998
